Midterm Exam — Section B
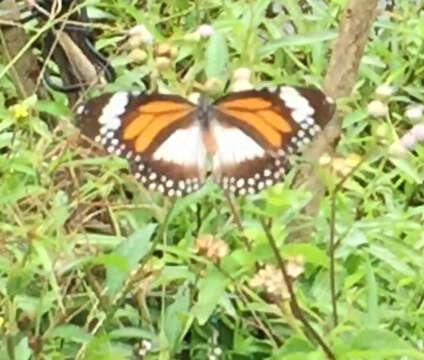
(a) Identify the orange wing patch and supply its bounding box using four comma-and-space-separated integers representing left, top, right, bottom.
123, 113, 154, 140
257, 109, 292, 133
218, 97, 295, 147
220, 97, 271, 110
121, 100, 195, 152
219, 108, 281, 147
135, 109, 193, 152
141, 101, 192, 113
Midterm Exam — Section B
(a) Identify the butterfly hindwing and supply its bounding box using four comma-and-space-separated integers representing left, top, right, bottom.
211, 86, 335, 195
77, 92, 207, 196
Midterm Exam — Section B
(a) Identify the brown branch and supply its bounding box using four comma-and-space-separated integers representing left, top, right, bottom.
260, 218, 336, 360
292, 0, 379, 220
286, 0, 379, 340
0, 0, 45, 99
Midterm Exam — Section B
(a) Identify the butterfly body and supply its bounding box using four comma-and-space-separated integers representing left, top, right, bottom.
77, 86, 335, 196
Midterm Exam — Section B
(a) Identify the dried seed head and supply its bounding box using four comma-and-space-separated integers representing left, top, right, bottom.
332, 158, 353, 177
155, 43, 172, 57
194, 235, 229, 262
319, 153, 361, 178
285, 255, 304, 279
250, 264, 290, 302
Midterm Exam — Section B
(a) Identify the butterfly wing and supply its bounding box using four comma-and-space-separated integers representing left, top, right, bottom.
77, 92, 208, 196
211, 86, 335, 195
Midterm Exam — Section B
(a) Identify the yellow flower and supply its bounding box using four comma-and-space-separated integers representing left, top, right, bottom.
11, 103, 29, 119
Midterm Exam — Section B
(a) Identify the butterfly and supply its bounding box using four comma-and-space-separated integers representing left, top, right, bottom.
77, 86, 335, 197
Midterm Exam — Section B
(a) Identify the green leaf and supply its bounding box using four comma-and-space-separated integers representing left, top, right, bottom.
389, 157, 422, 183
367, 244, 415, 277
33, 99, 71, 117
14, 337, 31, 360
277, 336, 315, 357
109, 327, 153, 340
168, 183, 212, 222
6, 268, 33, 297
48, 325, 92, 343
205, 30, 229, 83
192, 266, 230, 325
282, 243, 329, 267
350, 328, 411, 352
151, 265, 195, 288
106, 224, 157, 297
343, 349, 424, 359
83, 335, 127, 360
91, 254, 130, 271
259, 31, 337, 58
365, 257, 379, 327
164, 286, 191, 353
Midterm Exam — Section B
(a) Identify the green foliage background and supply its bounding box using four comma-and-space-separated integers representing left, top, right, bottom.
1, 0, 424, 359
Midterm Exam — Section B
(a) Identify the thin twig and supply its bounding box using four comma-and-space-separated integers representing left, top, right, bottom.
104, 199, 177, 327
260, 218, 336, 360
215, 263, 282, 347
329, 158, 365, 326
85, 266, 110, 311
224, 190, 251, 250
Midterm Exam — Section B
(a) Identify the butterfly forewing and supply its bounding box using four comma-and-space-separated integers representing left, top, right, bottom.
211, 86, 335, 195
78, 92, 207, 196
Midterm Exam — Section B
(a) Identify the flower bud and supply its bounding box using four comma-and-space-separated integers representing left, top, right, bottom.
155, 56, 171, 71
129, 48, 147, 63
367, 100, 388, 117
196, 24, 214, 38
375, 84, 395, 98
405, 104, 424, 122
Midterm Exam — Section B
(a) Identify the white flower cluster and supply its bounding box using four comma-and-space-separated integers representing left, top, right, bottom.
368, 84, 424, 153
